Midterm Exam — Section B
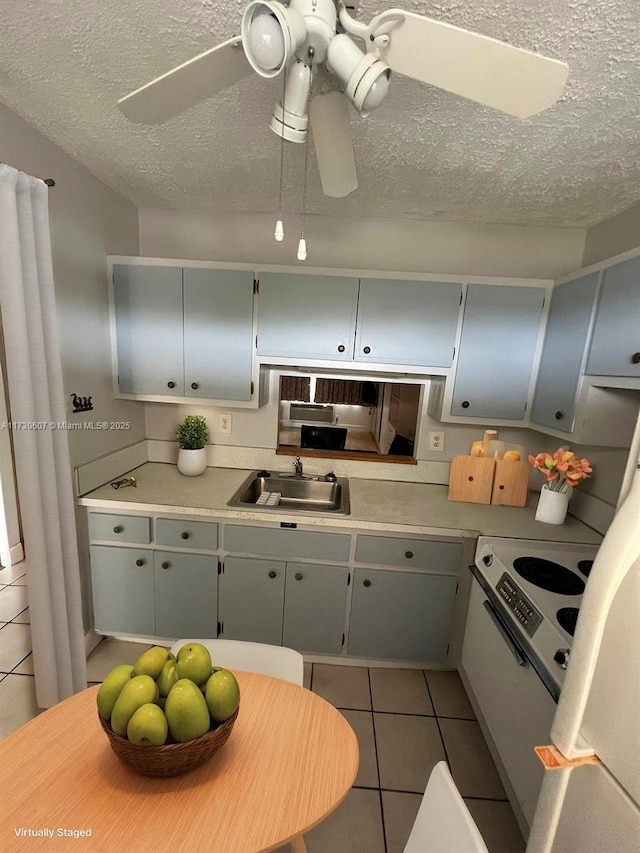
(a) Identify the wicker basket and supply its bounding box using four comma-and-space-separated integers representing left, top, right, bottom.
98, 707, 239, 777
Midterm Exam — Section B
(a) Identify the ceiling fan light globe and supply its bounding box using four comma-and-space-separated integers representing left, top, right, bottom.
327, 34, 391, 114
247, 14, 286, 70
360, 68, 390, 114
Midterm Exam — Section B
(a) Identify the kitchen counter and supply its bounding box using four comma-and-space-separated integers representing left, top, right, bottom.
78, 463, 602, 544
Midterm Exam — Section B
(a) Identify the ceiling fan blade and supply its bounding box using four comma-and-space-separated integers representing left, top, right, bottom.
118, 36, 253, 124
310, 91, 358, 198
379, 10, 568, 118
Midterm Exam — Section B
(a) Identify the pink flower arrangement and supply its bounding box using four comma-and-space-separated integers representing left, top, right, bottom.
528, 448, 592, 493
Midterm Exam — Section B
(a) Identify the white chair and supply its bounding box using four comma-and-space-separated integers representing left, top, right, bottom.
403, 761, 489, 853
169, 638, 304, 686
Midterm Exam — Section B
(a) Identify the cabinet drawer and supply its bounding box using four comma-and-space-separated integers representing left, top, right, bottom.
355, 535, 461, 574
224, 525, 350, 562
89, 512, 151, 544
155, 518, 218, 551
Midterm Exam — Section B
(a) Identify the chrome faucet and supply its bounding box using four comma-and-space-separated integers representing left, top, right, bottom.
293, 456, 303, 476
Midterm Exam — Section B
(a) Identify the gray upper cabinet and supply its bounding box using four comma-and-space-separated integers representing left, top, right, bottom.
112, 264, 255, 402
451, 284, 546, 419
256, 273, 359, 360
256, 272, 462, 367
530, 273, 600, 431
113, 265, 184, 396
586, 256, 640, 377
355, 279, 461, 366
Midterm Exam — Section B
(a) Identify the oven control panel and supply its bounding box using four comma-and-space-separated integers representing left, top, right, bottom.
497, 573, 543, 637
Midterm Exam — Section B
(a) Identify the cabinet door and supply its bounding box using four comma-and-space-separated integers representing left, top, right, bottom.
219, 556, 285, 644
586, 256, 640, 377
355, 279, 461, 366
452, 284, 546, 419
183, 268, 255, 401
90, 545, 155, 635
154, 551, 218, 639
531, 273, 599, 430
283, 563, 348, 654
256, 273, 359, 360
348, 569, 457, 662
113, 265, 184, 395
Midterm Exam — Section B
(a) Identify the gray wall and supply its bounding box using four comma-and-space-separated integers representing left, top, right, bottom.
583, 202, 640, 266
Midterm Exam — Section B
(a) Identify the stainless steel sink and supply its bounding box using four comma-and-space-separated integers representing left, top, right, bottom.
227, 472, 350, 516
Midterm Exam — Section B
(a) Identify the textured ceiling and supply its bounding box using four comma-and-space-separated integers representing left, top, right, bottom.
1, 0, 639, 227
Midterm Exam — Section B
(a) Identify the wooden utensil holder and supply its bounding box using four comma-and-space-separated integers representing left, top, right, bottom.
448, 456, 529, 506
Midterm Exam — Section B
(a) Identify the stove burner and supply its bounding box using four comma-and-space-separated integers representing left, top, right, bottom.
578, 559, 593, 578
513, 557, 585, 595
557, 607, 580, 636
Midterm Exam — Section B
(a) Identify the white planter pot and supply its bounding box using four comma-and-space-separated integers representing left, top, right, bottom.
177, 447, 207, 477
534, 483, 570, 525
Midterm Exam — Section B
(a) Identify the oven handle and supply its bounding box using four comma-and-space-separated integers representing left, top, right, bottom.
482, 599, 527, 667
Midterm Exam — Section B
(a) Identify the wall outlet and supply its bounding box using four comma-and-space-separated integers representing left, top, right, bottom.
429, 431, 445, 452
218, 413, 232, 434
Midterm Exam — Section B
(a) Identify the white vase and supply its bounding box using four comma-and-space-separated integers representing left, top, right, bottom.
535, 483, 570, 524
177, 447, 207, 477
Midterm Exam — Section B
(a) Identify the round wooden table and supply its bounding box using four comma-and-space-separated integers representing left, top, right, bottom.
1, 671, 359, 852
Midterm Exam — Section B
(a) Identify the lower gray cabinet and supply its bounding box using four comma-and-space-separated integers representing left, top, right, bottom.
347, 568, 458, 662
154, 551, 218, 639
219, 556, 286, 645
90, 545, 155, 636
283, 563, 348, 655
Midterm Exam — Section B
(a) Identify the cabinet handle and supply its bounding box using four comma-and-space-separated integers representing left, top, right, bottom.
113, 525, 123, 534
363, 579, 372, 587
268, 570, 277, 579
632, 352, 640, 364
363, 346, 371, 354
191, 382, 199, 390
135, 559, 146, 567
295, 572, 303, 581
181, 531, 190, 540
555, 410, 564, 420
405, 551, 413, 559
161, 561, 171, 569
167, 381, 176, 389
461, 400, 470, 409
337, 344, 345, 353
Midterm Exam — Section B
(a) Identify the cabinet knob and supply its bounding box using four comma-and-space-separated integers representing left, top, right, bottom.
555, 410, 564, 420
268, 570, 277, 579
363, 346, 371, 354
181, 531, 190, 540
295, 572, 303, 581
336, 344, 345, 353
161, 561, 171, 569
632, 352, 640, 364
404, 551, 413, 559
135, 558, 145, 567
113, 525, 123, 534
191, 382, 199, 390
363, 579, 372, 587
167, 381, 176, 389
461, 400, 470, 409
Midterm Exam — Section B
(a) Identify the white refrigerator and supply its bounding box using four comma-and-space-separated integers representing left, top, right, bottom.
527, 422, 640, 852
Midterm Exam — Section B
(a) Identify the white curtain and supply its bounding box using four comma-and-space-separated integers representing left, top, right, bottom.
0, 164, 86, 707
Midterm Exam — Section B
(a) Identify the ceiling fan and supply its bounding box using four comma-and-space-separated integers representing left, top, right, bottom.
118, 0, 568, 199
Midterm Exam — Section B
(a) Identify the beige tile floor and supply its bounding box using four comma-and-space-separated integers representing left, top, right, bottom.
1, 604, 525, 853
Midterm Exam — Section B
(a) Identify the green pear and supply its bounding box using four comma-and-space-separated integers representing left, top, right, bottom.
175, 643, 212, 686
111, 675, 159, 737
127, 703, 168, 746
205, 669, 240, 722
155, 659, 178, 697
165, 678, 211, 743
96, 664, 134, 721
132, 646, 171, 679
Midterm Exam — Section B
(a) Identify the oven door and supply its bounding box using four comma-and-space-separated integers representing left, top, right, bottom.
460, 571, 557, 833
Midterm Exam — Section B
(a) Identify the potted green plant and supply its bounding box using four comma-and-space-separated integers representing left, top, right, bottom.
176, 415, 210, 476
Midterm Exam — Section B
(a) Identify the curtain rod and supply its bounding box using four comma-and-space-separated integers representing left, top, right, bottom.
0, 164, 55, 186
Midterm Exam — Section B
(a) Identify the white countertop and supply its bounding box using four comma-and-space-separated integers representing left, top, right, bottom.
78, 463, 603, 544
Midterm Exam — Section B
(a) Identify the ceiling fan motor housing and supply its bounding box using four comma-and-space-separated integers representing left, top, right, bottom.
290, 0, 337, 65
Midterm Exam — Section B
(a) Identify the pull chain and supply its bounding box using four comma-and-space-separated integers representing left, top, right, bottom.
274, 67, 287, 242
298, 48, 315, 261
